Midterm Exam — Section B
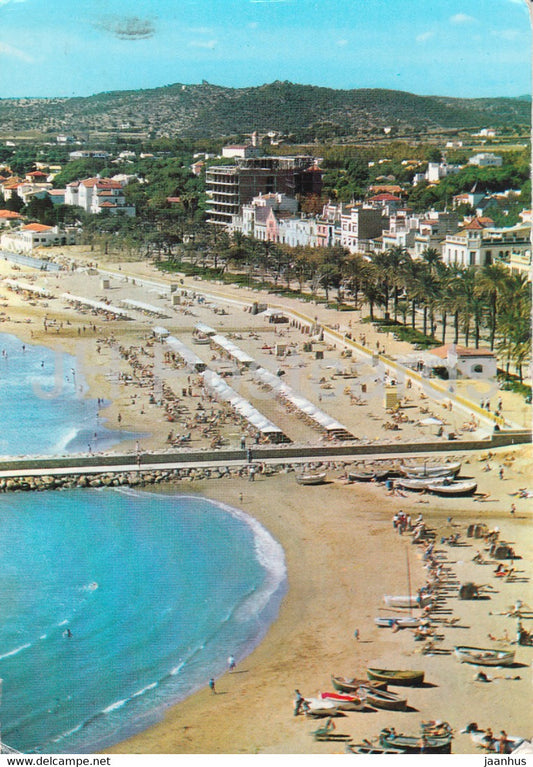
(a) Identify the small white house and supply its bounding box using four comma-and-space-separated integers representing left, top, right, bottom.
426, 344, 497, 380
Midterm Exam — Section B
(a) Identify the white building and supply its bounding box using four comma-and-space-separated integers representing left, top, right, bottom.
468, 153, 503, 167
65, 177, 135, 216
1, 223, 77, 253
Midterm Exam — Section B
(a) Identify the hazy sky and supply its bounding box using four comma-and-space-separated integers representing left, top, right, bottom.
0, 0, 530, 98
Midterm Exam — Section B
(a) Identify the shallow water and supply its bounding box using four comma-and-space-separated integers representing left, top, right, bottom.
0, 332, 138, 456
0, 488, 286, 753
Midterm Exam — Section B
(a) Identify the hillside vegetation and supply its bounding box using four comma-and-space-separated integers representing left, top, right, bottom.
0, 81, 530, 140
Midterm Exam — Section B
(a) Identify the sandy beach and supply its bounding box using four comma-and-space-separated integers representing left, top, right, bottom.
0, 248, 531, 754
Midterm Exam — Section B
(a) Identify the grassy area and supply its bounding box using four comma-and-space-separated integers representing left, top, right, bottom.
362, 317, 441, 348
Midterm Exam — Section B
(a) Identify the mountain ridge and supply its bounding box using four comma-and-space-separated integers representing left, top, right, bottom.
0, 81, 530, 140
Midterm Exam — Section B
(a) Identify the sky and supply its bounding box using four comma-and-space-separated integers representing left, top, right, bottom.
0, 0, 530, 99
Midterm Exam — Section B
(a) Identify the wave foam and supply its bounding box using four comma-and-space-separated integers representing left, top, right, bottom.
0, 642, 31, 660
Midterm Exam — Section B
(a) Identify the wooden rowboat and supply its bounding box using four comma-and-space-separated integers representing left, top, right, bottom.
396, 476, 452, 492
331, 675, 387, 693
383, 594, 432, 609
346, 742, 405, 754
379, 727, 452, 754
427, 480, 477, 496
367, 668, 425, 687
454, 645, 515, 666
296, 472, 327, 485
362, 687, 408, 711
374, 615, 422, 629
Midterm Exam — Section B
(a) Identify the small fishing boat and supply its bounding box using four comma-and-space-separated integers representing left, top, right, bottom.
304, 697, 340, 716
396, 476, 452, 492
319, 691, 365, 711
331, 675, 387, 693
379, 727, 452, 754
362, 687, 408, 711
348, 467, 389, 482
346, 742, 405, 754
367, 668, 425, 687
296, 472, 327, 485
374, 615, 422, 629
454, 645, 516, 666
428, 480, 478, 496
383, 594, 432, 609
461, 723, 524, 753
401, 461, 461, 478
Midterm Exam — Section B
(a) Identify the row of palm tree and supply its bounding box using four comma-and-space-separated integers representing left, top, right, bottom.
215, 236, 531, 382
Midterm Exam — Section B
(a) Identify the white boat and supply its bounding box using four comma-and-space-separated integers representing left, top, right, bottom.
401, 461, 461, 478
397, 476, 452, 492
428, 480, 477, 496
374, 615, 422, 628
319, 691, 365, 711
454, 645, 515, 666
296, 472, 327, 485
304, 697, 340, 716
384, 594, 432, 609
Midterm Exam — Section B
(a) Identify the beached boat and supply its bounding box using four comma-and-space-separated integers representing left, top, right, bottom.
296, 472, 327, 485
374, 615, 422, 629
367, 668, 425, 687
401, 461, 461, 478
379, 727, 452, 754
304, 697, 340, 716
428, 480, 477, 496
383, 594, 432, 609
331, 675, 387, 693
319, 691, 365, 711
454, 645, 516, 666
362, 687, 408, 711
396, 476, 452, 492
348, 467, 389, 482
346, 742, 405, 754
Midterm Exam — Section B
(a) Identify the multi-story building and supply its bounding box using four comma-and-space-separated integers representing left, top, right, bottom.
442, 222, 531, 268
340, 204, 388, 253
206, 156, 322, 228
468, 153, 503, 167
65, 177, 135, 216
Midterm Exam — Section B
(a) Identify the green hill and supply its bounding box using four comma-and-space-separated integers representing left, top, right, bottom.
0, 81, 530, 140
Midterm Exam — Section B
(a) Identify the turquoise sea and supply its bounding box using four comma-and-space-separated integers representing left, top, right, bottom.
0, 332, 138, 456
0, 334, 287, 753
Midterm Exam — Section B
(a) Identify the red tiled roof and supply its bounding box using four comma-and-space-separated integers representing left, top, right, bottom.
23, 223, 53, 232
0, 210, 23, 219
166, 196, 181, 203
27, 171, 48, 178
431, 344, 495, 359
369, 193, 401, 202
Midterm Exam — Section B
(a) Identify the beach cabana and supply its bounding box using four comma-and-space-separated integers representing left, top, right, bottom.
202, 370, 287, 443
165, 336, 206, 372
152, 326, 170, 340
194, 322, 217, 337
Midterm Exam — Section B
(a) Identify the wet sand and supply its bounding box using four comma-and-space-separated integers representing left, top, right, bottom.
0, 250, 531, 754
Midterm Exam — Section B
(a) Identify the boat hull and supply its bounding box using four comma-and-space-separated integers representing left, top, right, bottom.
428, 481, 477, 496
367, 668, 425, 687
364, 689, 408, 711
401, 462, 461, 478
379, 731, 452, 754
375, 616, 422, 628
331, 676, 387, 693
454, 646, 515, 666
384, 594, 432, 609
296, 473, 327, 485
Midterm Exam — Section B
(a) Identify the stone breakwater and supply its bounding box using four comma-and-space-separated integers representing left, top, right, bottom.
0, 462, 351, 493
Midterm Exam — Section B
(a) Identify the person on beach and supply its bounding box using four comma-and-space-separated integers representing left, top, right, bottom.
499, 467, 504, 480
353, 628, 360, 641
498, 731, 509, 754
209, 678, 216, 695
228, 655, 236, 672
510, 503, 516, 515
293, 690, 304, 716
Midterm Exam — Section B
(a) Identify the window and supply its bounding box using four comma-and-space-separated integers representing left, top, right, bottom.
473, 364, 483, 373
469, 251, 476, 266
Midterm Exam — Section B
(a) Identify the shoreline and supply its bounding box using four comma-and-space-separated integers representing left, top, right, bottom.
0, 252, 530, 754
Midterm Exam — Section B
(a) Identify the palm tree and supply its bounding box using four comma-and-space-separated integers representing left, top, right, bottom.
342, 252, 367, 309
474, 263, 510, 350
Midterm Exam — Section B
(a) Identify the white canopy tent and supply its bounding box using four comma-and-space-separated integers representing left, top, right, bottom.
61, 292, 134, 319
3, 279, 52, 297
195, 322, 217, 337
202, 370, 284, 439
210, 334, 255, 366
121, 298, 170, 318
165, 336, 206, 371
252, 366, 353, 438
